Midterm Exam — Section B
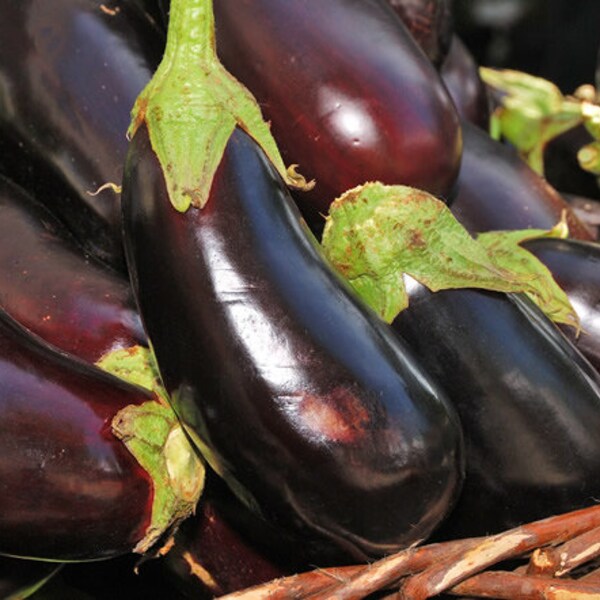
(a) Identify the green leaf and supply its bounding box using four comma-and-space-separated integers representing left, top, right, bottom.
96, 344, 168, 403
480, 67, 584, 175
322, 183, 579, 329
129, 0, 312, 213
578, 140, 600, 175
97, 345, 205, 555
477, 220, 580, 330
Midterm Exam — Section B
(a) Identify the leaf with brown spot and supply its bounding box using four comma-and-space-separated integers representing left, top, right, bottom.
322, 182, 576, 326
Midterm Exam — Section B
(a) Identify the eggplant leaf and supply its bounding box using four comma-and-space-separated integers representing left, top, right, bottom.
129, 0, 312, 213
322, 182, 579, 328
476, 220, 579, 329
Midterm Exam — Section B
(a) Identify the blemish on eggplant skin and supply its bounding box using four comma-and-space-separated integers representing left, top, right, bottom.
293, 387, 371, 444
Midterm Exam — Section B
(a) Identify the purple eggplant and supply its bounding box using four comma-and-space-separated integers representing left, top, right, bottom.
0, 175, 145, 364
440, 35, 490, 129
0, 308, 202, 562
524, 237, 600, 373
451, 120, 594, 241
122, 124, 464, 564
213, 0, 462, 226
392, 286, 600, 539
164, 473, 289, 598
0, 0, 163, 270
386, 0, 454, 66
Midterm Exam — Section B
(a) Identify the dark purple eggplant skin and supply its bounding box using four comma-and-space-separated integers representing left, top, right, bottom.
122, 125, 464, 564
393, 285, 600, 539
545, 126, 600, 201
214, 0, 462, 226
0, 0, 163, 271
0, 309, 154, 561
440, 36, 490, 129
164, 474, 288, 599
450, 121, 594, 241
386, 0, 454, 66
0, 175, 145, 364
524, 237, 600, 373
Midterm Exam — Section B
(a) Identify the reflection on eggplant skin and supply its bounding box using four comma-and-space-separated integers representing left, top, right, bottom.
524, 237, 600, 373
0, 310, 154, 561
214, 0, 462, 225
0, 0, 162, 270
450, 121, 593, 241
123, 125, 464, 564
394, 278, 600, 539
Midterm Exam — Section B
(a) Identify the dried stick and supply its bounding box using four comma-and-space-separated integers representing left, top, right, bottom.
219, 539, 476, 600
398, 504, 600, 600
447, 570, 600, 599
220, 504, 600, 600
307, 539, 475, 600
217, 565, 362, 599
527, 525, 600, 577
581, 566, 600, 584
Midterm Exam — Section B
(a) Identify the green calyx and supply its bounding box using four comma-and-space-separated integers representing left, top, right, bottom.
97, 346, 205, 554
128, 0, 312, 213
481, 67, 584, 175
322, 182, 579, 329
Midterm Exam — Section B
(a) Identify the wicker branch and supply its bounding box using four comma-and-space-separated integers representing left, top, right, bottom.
218, 503, 600, 600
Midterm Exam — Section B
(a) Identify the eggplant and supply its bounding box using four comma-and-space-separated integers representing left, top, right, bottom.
164, 473, 289, 598
440, 36, 490, 129
544, 126, 600, 201
0, 0, 163, 271
122, 124, 464, 564
392, 285, 600, 539
0, 308, 202, 562
524, 237, 600, 373
386, 0, 454, 66
213, 0, 462, 226
451, 120, 594, 241
0, 174, 145, 364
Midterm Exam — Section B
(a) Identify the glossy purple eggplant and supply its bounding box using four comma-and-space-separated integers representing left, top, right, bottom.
451, 120, 594, 241
164, 474, 289, 598
0, 309, 154, 561
214, 0, 462, 226
122, 125, 464, 564
440, 36, 490, 129
386, 0, 454, 66
545, 126, 600, 201
0, 175, 145, 364
393, 285, 600, 539
0, 0, 163, 270
524, 237, 600, 373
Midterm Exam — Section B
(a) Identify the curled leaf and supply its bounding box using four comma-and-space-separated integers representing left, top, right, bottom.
322, 182, 579, 329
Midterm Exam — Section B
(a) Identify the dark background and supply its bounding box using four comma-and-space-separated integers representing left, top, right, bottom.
454, 0, 600, 93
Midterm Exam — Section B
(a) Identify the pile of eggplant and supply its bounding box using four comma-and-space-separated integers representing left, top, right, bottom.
0, 0, 599, 598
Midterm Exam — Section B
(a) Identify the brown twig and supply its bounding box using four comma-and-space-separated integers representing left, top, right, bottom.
218, 565, 361, 599
580, 566, 600, 584
220, 504, 600, 600
398, 504, 600, 599
307, 539, 475, 600
447, 570, 600, 599
219, 539, 476, 600
527, 525, 600, 577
